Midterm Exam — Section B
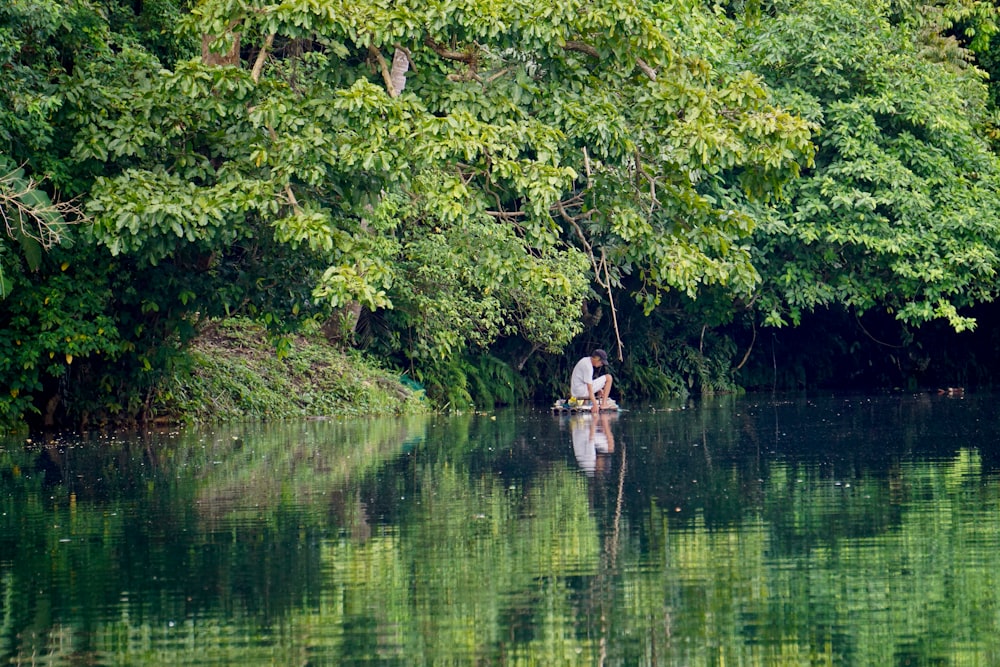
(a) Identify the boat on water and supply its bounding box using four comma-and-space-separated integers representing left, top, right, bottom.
551, 397, 620, 413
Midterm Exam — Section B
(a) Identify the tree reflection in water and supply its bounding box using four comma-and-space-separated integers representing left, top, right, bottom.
5, 395, 1000, 664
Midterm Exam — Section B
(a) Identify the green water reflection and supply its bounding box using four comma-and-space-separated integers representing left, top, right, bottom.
3, 394, 1000, 665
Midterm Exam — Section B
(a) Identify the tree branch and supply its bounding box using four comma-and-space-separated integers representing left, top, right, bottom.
201, 19, 242, 67
558, 200, 593, 255
486, 209, 527, 219
424, 37, 477, 63
563, 40, 657, 82
558, 200, 624, 358
283, 184, 300, 211
635, 57, 657, 81
447, 70, 483, 83
0, 166, 80, 251
564, 40, 600, 59
262, 123, 302, 214
633, 149, 660, 215
600, 249, 625, 361
484, 67, 514, 85
251, 33, 275, 83
368, 45, 397, 97
734, 318, 756, 371
516, 342, 543, 371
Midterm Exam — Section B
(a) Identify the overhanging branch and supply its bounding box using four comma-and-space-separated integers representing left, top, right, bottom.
368, 45, 396, 96
635, 57, 657, 81
251, 33, 275, 83
563, 40, 657, 81
0, 165, 80, 278
564, 40, 600, 59
558, 200, 624, 360
424, 37, 477, 63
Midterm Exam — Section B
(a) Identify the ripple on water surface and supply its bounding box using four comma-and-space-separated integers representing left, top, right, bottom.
5, 400, 1000, 664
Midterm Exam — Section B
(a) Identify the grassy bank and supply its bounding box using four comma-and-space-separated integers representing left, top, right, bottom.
158, 319, 427, 422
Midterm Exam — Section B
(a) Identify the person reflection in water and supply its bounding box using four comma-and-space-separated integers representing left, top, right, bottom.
570, 412, 616, 476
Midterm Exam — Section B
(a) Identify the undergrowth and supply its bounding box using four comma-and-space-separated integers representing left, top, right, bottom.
156, 319, 427, 422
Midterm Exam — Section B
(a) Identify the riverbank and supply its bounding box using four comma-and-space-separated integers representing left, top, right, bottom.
158, 319, 428, 422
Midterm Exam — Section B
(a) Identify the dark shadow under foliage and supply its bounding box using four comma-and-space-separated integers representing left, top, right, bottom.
732, 304, 1000, 393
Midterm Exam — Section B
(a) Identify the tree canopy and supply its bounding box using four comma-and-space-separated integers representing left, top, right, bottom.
743, 0, 1000, 332
83, 0, 812, 354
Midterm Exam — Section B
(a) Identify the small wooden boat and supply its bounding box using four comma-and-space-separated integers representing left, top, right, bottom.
551, 398, 620, 413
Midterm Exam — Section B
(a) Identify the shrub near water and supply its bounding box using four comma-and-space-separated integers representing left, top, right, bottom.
159, 319, 426, 422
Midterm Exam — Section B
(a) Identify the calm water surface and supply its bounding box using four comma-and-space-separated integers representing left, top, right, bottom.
3, 392, 1000, 665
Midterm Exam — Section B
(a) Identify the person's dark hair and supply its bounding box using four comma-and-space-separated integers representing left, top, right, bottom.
592, 349, 608, 364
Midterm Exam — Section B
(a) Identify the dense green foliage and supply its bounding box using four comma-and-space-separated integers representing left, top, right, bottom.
745, 0, 1000, 331
3, 0, 1000, 425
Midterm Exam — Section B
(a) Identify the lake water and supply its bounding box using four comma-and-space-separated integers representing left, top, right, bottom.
3, 392, 1000, 665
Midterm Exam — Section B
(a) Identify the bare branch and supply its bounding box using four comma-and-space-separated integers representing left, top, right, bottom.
633, 149, 660, 215
486, 210, 527, 219
635, 57, 657, 81
558, 200, 595, 257
561, 197, 625, 359
564, 40, 600, 59
251, 33, 275, 83
856, 313, 904, 348
563, 40, 657, 82
369, 44, 412, 97
0, 167, 81, 251
553, 192, 586, 211
261, 122, 303, 214
516, 342, 543, 371
484, 67, 514, 85
368, 45, 396, 97
487, 198, 594, 221
425, 37, 477, 63
734, 318, 756, 371
447, 70, 483, 83
424, 38, 482, 84
454, 164, 475, 186
599, 249, 625, 361
283, 184, 300, 211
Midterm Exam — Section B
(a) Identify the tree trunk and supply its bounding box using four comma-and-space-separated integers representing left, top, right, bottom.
201, 31, 241, 66
326, 47, 410, 345
389, 48, 409, 96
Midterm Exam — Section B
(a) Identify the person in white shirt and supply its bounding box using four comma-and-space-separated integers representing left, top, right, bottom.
569, 349, 614, 412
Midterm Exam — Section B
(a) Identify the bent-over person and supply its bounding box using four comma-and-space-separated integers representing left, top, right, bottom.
570, 349, 615, 412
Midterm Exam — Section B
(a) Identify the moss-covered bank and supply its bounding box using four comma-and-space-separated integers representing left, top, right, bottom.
158, 319, 427, 422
